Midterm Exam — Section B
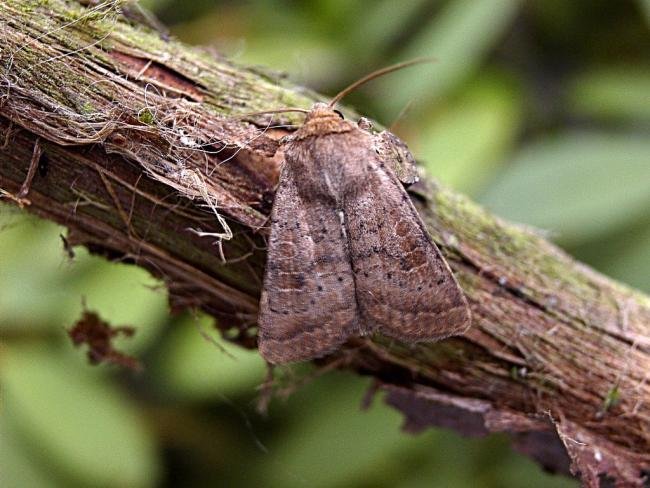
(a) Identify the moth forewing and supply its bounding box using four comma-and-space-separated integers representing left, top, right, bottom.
257, 104, 471, 364
258, 137, 360, 364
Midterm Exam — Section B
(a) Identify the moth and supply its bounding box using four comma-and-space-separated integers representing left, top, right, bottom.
257, 62, 471, 364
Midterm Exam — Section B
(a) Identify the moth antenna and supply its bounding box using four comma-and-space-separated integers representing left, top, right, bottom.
388, 99, 415, 132
234, 108, 309, 118
328, 57, 435, 108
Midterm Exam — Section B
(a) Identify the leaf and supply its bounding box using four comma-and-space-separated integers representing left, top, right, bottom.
602, 223, 650, 292
255, 375, 430, 488
395, 433, 578, 488
378, 0, 522, 115
0, 214, 167, 354
479, 132, 650, 246
68, 260, 168, 354
0, 344, 161, 487
152, 314, 266, 400
0, 415, 59, 488
417, 73, 522, 194
573, 221, 650, 292
567, 66, 650, 121
0, 215, 167, 354
0, 216, 81, 330
352, 0, 431, 58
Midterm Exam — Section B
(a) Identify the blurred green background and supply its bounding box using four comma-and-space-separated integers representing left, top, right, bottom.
2, 1, 649, 486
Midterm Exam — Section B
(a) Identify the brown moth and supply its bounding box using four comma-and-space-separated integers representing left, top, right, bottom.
258, 65, 471, 364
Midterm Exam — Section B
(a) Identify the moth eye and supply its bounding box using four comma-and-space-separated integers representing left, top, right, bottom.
358, 117, 373, 131
333, 109, 344, 119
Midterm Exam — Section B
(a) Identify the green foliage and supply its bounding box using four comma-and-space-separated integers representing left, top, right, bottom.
2, 0, 649, 486
567, 66, 650, 121
377, 0, 522, 114
152, 315, 266, 400
418, 73, 523, 193
1, 344, 160, 487
479, 132, 650, 247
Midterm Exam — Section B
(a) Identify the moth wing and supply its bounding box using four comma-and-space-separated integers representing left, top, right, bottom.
258, 163, 360, 364
373, 130, 419, 186
344, 157, 471, 341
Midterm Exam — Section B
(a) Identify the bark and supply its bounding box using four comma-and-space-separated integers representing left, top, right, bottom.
0, 2, 648, 486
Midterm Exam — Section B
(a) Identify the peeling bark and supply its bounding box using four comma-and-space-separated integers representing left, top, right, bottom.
0, 2, 648, 486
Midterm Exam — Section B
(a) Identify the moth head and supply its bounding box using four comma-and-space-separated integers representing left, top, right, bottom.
296, 59, 432, 138
305, 102, 346, 123
289, 102, 354, 137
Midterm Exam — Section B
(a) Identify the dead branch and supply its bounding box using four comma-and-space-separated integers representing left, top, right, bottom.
0, 2, 648, 486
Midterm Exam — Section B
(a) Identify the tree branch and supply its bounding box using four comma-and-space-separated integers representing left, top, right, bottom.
1, 2, 648, 485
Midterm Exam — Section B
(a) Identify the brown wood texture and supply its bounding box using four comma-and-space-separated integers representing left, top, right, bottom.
1, 2, 648, 485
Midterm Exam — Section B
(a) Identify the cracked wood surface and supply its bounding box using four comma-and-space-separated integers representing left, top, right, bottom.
0, 1, 649, 486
